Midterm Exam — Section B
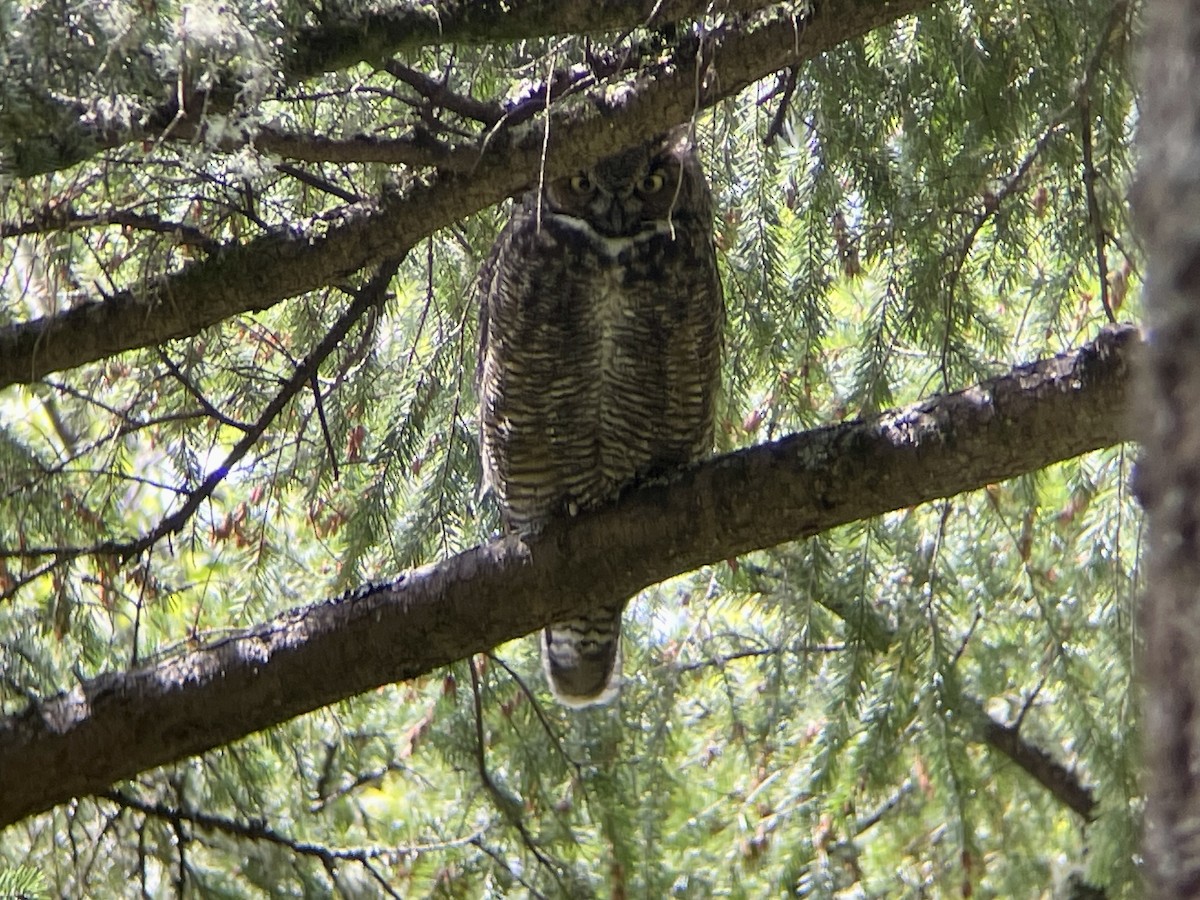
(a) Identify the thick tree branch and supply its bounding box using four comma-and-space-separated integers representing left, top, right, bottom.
288, 0, 775, 73
0, 0, 931, 390
0, 325, 1137, 830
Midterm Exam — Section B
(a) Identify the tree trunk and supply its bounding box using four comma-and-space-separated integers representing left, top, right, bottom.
1136, 0, 1200, 893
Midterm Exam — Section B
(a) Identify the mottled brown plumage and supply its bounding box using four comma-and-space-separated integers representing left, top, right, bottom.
475, 130, 724, 706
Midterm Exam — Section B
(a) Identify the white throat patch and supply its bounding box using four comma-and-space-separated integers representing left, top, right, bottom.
546, 214, 673, 257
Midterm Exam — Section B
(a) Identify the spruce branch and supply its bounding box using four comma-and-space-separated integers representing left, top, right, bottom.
805, 550, 1099, 821
0, 259, 400, 574
0, 326, 1136, 829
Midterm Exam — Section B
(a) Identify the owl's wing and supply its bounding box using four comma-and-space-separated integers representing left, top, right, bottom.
473, 197, 541, 507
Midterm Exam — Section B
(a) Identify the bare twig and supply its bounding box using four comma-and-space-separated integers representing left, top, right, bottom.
1079, 98, 1114, 324
384, 61, 505, 126
310, 371, 340, 482
0, 207, 221, 253
156, 351, 250, 432
275, 163, 365, 204
763, 66, 798, 146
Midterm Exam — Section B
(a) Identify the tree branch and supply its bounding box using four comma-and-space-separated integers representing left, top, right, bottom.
978, 715, 1096, 820
4, 1, 783, 178
288, 0, 775, 72
0, 0, 931, 390
0, 325, 1137, 829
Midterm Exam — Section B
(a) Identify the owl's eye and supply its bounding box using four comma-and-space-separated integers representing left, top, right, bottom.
638, 170, 667, 194
568, 173, 594, 195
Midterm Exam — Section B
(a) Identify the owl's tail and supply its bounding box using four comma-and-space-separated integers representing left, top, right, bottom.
541, 604, 624, 707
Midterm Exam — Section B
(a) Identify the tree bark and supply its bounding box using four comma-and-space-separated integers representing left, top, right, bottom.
0, 0, 931, 389
1135, 0, 1200, 893
0, 325, 1136, 829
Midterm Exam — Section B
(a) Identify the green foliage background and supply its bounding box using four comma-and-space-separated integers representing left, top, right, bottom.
0, 0, 1140, 895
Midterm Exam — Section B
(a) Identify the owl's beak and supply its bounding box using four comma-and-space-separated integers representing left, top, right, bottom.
594, 197, 641, 237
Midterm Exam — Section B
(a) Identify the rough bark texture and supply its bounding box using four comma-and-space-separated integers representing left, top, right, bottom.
0, 0, 931, 390
0, 325, 1137, 829
288, 0, 777, 73
1135, 0, 1200, 893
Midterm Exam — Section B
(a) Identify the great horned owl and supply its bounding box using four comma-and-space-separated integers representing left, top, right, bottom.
475, 130, 724, 706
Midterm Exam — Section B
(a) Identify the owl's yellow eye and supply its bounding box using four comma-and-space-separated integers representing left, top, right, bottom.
639, 171, 666, 194
568, 173, 594, 194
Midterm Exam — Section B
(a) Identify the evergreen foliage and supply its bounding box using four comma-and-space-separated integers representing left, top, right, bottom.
0, 0, 1140, 895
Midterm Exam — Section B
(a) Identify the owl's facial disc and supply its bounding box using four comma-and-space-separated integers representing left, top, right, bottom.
546, 152, 685, 238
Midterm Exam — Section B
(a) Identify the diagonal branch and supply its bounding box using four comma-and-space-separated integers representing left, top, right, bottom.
0, 325, 1138, 829
0, 0, 932, 391
978, 714, 1096, 820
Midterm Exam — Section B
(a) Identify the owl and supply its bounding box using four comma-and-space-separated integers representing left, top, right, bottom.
475, 130, 724, 706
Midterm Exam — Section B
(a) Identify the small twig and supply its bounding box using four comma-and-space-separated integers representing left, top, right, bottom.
0, 559, 58, 603
470, 837, 550, 900
1079, 99, 1114, 323
854, 780, 915, 835
486, 653, 587, 789
949, 608, 983, 668
1014, 667, 1050, 733
310, 371, 340, 482
468, 658, 566, 889
309, 759, 419, 812
676, 642, 846, 672
275, 162, 365, 204
763, 66, 798, 147
467, 657, 523, 822
384, 61, 504, 126
130, 560, 149, 667
156, 350, 250, 432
